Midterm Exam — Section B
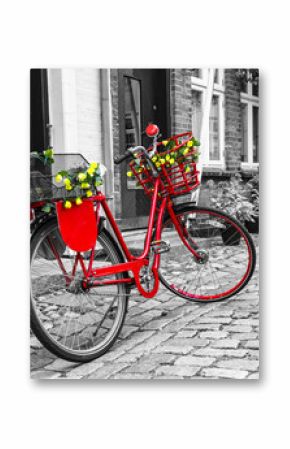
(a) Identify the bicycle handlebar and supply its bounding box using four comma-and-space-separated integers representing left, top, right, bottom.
113, 150, 132, 165
114, 124, 160, 166
114, 145, 150, 165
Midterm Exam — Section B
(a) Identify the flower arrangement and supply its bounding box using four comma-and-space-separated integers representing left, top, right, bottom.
127, 137, 200, 179
207, 173, 258, 224
31, 148, 104, 212
54, 161, 103, 209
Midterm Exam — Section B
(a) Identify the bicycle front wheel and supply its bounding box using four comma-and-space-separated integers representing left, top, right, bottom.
159, 205, 256, 302
30, 218, 128, 362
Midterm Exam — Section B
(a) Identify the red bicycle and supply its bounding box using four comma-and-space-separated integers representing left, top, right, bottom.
30, 125, 256, 362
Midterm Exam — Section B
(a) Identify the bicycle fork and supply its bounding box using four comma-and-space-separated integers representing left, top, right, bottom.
166, 202, 203, 262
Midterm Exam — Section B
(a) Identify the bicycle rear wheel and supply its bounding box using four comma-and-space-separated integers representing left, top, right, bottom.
159, 205, 256, 302
30, 218, 128, 362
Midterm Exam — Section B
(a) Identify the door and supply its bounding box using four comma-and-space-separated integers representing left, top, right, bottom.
30, 69, 49, 153
118, 69, 170, 228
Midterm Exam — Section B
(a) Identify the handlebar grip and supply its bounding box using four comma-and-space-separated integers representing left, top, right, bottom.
113, 150, 132, 165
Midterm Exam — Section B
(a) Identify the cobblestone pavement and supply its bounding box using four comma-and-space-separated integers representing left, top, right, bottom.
30, 235, 259, 380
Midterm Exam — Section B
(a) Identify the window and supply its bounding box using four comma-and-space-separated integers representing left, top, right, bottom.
240, 71, 259, 167
191, 69, 225, 166
241, 103, 248, 162
124, 76, 141, 149
123, 76, 142, 189
209, 95, 220, 161
253, 106, 259, 163
191, 90, 202, 140
252, 81, 259, 97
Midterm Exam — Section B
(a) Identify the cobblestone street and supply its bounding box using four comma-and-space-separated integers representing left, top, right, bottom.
30, 235, 259, 380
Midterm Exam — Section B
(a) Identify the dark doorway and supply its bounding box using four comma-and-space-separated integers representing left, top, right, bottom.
30, 69, 49, 153
118, 69, 170, 228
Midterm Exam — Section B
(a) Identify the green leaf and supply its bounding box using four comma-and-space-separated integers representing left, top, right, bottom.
58, 170, 69, 177
167, 140, 176, 151
41, 204, 52, 213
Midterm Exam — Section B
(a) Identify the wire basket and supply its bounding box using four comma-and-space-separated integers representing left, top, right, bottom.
30, 153, 89, 203
130, 133, 200, 198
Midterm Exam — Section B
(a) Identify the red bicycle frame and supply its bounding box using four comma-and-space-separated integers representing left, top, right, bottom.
31, 177, 202, 299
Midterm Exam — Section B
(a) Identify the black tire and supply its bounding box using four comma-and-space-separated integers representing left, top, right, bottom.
30, 218, 129, 362
158, 204, 256, 303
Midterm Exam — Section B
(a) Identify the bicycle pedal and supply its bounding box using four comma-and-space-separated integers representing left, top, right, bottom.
150, 240, 171, 254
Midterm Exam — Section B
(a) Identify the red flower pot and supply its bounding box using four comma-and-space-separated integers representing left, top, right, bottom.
56, 200, 98, 252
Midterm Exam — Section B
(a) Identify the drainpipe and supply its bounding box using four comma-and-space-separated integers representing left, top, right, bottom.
100, 69, 114, 215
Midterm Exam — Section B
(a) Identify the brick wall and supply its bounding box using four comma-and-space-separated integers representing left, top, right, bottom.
170, 69, 194, 134
224, 69, 242, 171
110, 69, 122, 218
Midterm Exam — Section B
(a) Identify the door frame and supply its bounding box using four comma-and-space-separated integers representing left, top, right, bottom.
117, 69, 171, 229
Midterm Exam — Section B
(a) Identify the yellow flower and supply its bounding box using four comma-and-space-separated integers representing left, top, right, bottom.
160, 158, 166, 165
87, 167, 95, 176
127, 171, 133, 177
81, 182, 90, 189
187, 141, 193, 148
86, 190, 93, 198
165, 154, 171, 161
162, 140, 169, 146
169, 158, 175, 165
155, 162, 161, 168
44, 149, 54, 158
55, 174, 62, 183
183, 148, 189, 155
63, 178, 71, 187
90, 162, 99, 169
75, 197, 83, 206
185, 166, 191, 173
64, 200, 72, 209
152, 156, 157, 163
78, 172, 87, 182
65, 185, 73, 191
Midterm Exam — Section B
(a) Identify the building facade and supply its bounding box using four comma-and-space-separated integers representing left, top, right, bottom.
31, 68, 259, 228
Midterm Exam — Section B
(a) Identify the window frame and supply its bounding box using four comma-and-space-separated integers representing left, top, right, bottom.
191, 69, 225, 168
122, 75, 143, 190
241, 89, 259, 169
